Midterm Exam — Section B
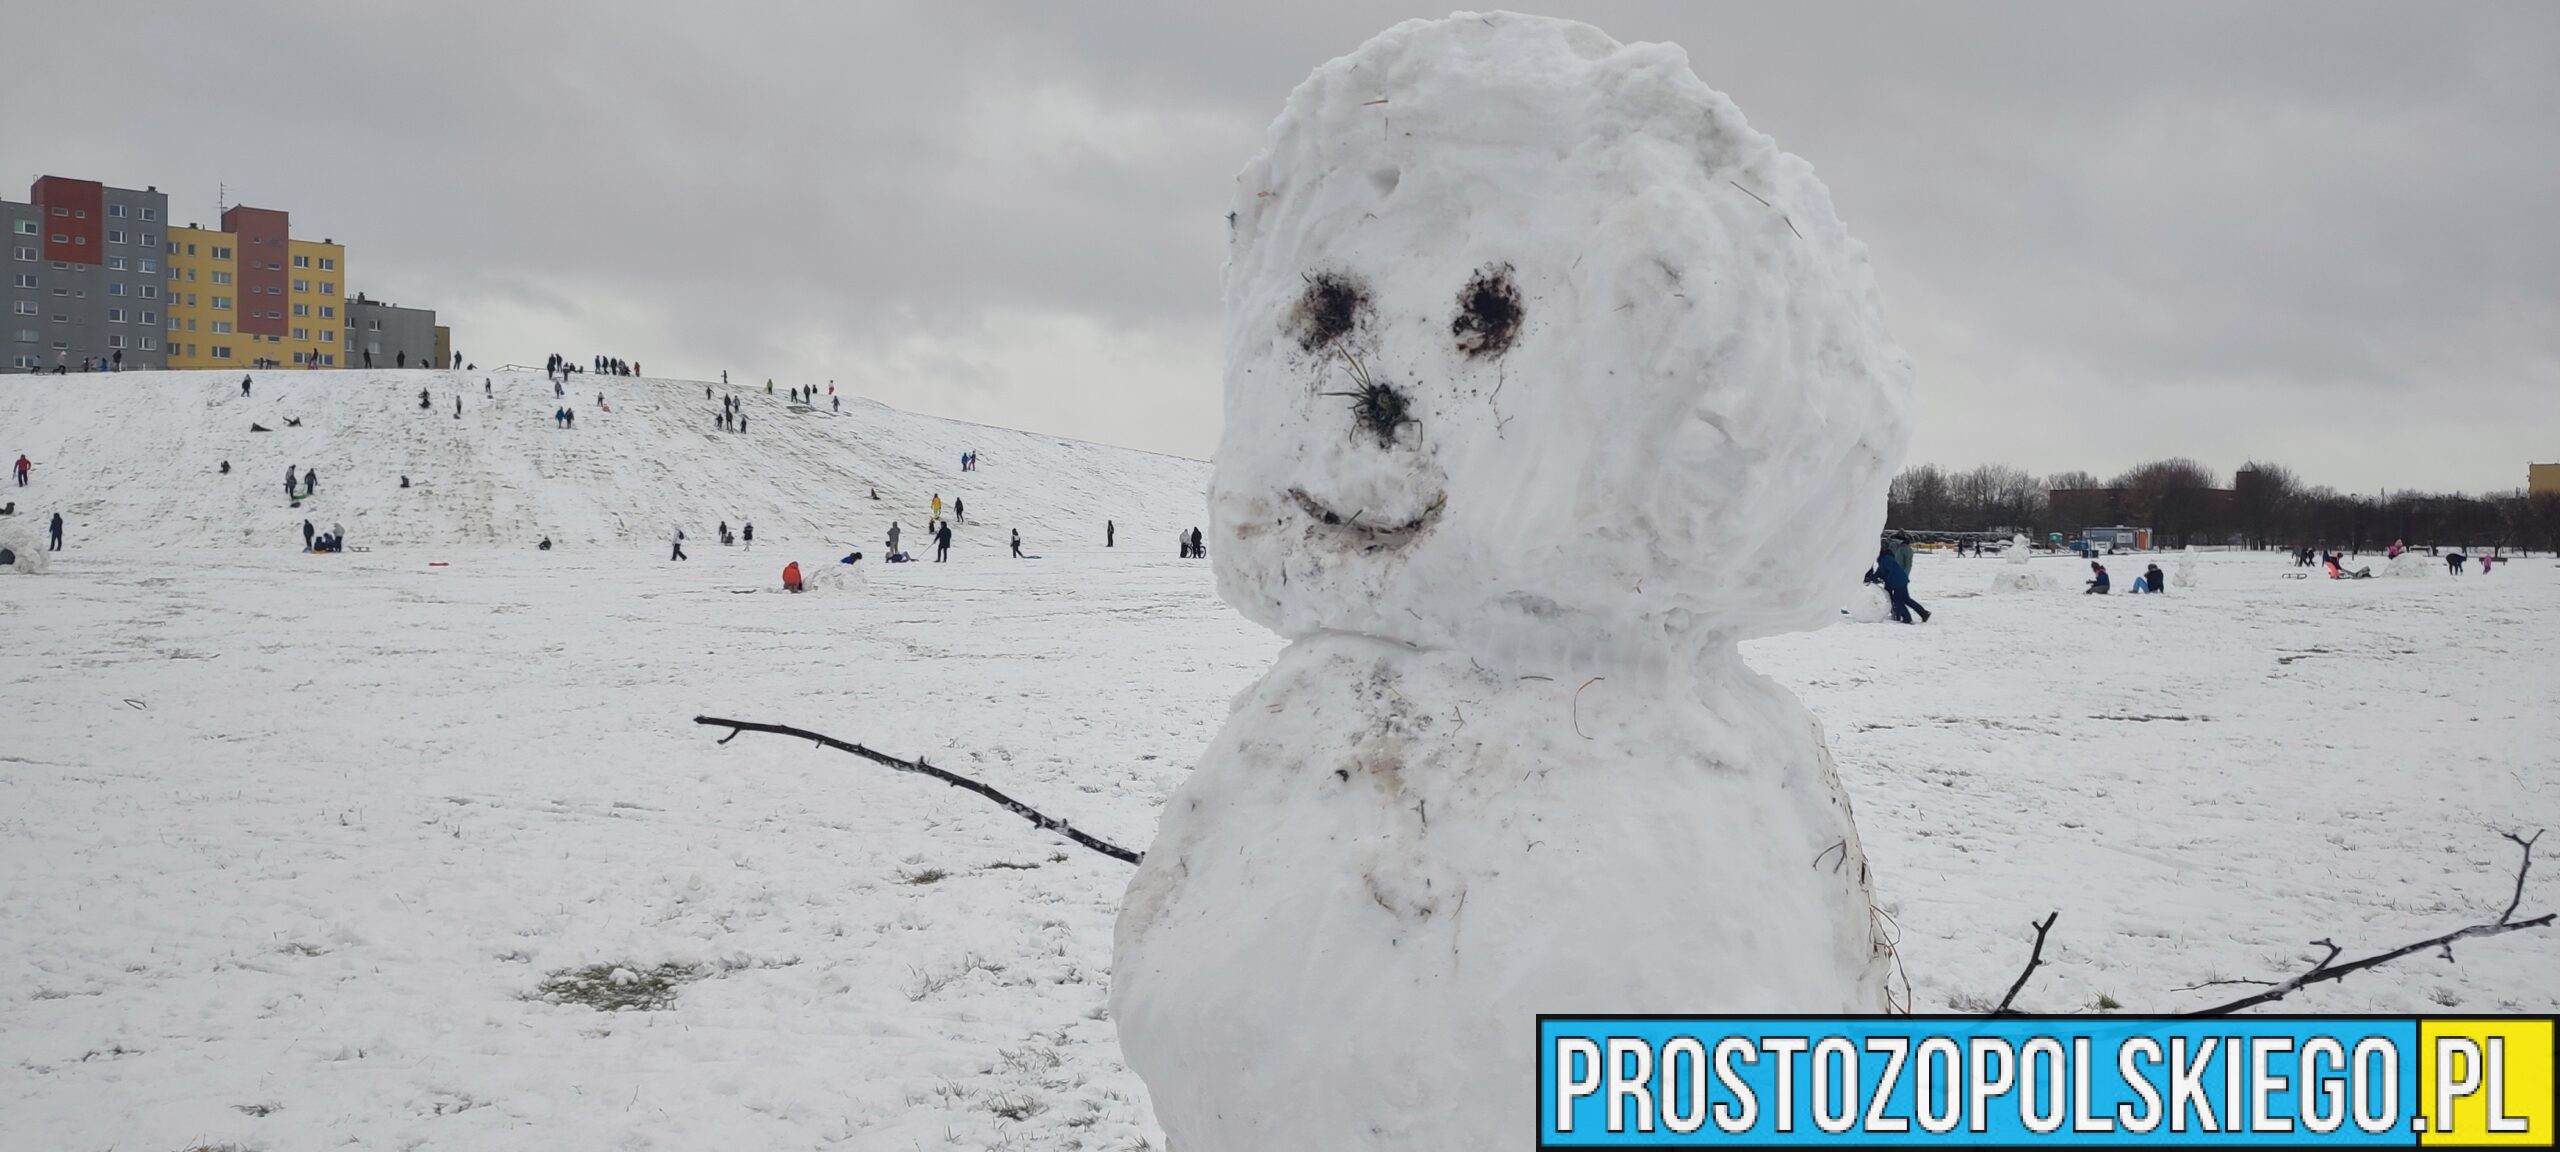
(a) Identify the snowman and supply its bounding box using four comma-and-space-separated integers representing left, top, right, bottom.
1113, 14, 1912, 1149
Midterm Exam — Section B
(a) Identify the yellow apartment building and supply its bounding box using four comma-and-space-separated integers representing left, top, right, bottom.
287, 238, 345, 367
163, 209, 348, 369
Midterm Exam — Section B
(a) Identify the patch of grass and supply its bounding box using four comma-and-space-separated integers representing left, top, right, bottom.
984, 1092, 1048, 1122
904, 953, 1004, 1002
899, 867, 950, 885
2095, 993, 2123, 1011
1945, 990, 1995, 1013
233, 1102, 280, 1116
532, 961, 702, 1011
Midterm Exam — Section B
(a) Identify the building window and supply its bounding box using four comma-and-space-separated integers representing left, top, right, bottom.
9, 273, 32, 288
14, 329, 34, 343
108, 335, 126, 349
318, 281, 335, 294
10, 302, 30, 315
50, 234, 68, 244
51, 287, 67, 296
50, 207, 67, 217
10, 221, 31, 235
319, 306, 334, 319
292, 327, 308, 340
107, 230, 125, 244
185, 243, 197, 256
266, 261, 281, 271
211, 345, 231, 359
186, 319, 197, 331
109, 257, 128, 270
141, 208, 157, 222
108, 308, 125, 322
74, 236, 86, 246
293, 255, 309, 268
213, 321, 233, 334
73, 209, 86, 219
292, 278, 308, 292
293, 303, 308, 317
108, 204, 127, 218
137, 259, 155, 274
320, 257, 336, 271
139, 233, 154, 247
211, 271, 231, 285
139, 286, 157, 299
138, 336, 156, 351
139, 311, 155, 324
11, 247, 33, 261
107, 283, 126, 296
293, 351, 306, 364
368, 320, 381, 331
211, 246, 231, 260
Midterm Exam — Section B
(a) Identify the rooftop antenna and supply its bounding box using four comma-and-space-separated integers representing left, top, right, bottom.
217, 182, 229, 215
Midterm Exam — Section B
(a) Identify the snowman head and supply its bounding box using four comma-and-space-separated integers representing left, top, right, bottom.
1211, 13, 1911, 665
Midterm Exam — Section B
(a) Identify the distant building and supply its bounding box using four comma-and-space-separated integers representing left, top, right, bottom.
345, 294, 437, 369
433, 324, 451, 369
4, 176, 171, 371
164, 204, 347, 370
2533, 463, 2560, 497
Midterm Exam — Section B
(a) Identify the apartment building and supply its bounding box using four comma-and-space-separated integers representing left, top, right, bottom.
4, 176, 170, 371
163, 204, 348, 370
344, 294, 438, 369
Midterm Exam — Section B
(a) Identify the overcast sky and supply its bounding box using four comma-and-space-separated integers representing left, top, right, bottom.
11, 1, 2553, 493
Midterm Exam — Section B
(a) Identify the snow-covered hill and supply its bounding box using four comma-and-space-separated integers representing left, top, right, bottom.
0, 369, 1208, 553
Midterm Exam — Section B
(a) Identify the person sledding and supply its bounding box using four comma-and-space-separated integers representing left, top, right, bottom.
2085, 561, 2110, 594
782, 561, 804, 593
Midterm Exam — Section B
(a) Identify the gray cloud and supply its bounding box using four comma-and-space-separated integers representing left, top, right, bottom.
10, 0, 2551, 492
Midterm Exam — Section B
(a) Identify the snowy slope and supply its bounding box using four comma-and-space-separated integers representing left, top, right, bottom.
0, 369, 1208, 553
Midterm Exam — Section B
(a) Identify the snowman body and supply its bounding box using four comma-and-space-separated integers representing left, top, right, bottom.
1114, 14, 1912, 1149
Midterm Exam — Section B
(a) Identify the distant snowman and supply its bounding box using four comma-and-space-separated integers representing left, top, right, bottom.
1112, 13, 1912, 1149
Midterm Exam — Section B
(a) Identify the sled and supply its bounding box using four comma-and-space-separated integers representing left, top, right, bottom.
428, 561, 449, 567
349, 546, 373, 553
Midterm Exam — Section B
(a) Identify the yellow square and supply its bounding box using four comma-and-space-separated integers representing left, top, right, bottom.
2421, 1018, 2555, 1146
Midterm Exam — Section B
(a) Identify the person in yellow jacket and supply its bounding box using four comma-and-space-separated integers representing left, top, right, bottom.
931, 493, 943, 521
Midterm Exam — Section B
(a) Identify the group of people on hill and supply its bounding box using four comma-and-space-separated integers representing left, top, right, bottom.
553, 406, 578, 429
285, 464, 317, 501
1178, 526, 1206, 558
960, 450, 981, 472
8, 454, 62, 549
27, 353, 129, 373
594, 356, 640, 377
715, 392, 748, 433
784, 383, 839, 413
544, 353, 586, 384
301, 517, 348, 553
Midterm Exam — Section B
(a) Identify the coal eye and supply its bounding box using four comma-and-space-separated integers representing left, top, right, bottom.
1451, 263, 1521, 359
1289, 270, 1366, 352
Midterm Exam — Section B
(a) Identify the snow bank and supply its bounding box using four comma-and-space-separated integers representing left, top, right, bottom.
1984, 569, 2058, 594
2384, 551, 2440, 578
1119, 14, 1905, 1150
0, 527, 47, 574
0, 369, 1208, 555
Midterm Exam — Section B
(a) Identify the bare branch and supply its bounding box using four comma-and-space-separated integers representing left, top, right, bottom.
2186, 833, 2551, 1016
2499, 830, 2542, 924
693, 716, 1143, 865
1993, 912, 2059, 1015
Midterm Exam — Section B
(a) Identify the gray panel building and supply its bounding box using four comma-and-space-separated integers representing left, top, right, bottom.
344, 294, 438, 370
5, 176, 170, 372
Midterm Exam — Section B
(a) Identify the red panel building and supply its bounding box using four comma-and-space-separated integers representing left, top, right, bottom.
32, 176, 103, 264
222, 205, 291, 339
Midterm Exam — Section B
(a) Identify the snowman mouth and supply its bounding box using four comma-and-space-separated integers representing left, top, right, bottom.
1288, 487, 1446, 548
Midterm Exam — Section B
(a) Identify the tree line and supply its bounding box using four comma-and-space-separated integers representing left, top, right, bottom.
1887, 459, 2560, 554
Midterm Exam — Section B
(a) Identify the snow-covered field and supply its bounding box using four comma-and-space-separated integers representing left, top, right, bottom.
4, 378, 2556, 1150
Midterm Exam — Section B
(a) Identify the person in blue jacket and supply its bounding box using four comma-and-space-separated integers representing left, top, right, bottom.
1875, 543, 1929, 624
